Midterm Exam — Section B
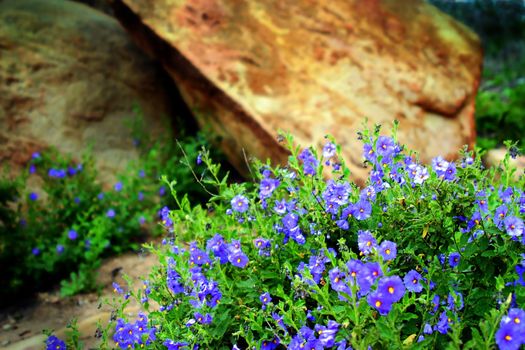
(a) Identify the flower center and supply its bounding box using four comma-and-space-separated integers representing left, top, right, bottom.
388, 286, 394, 294
385, 249, 391, 255
375, 300, 382, 307
505, 335, 512, 341
515, 317, 521, 324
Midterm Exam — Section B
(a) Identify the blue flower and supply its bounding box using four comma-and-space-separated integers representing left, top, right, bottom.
298, 148, 318, 176
367, 291, 393, 315
260, 292, 272, 310
56, 244, 64, 254
315, 320, 339, 347
448, 252, 461, 268
357, 230, 377, 255
207, 234, 229, 263
68, 229, 78, 240
353, 200, 372, 220
32, 247, 40, 256
435, 311, 450, 334
377, 276, 405, 303
46, 335, 66, 350
403, 270, 423, 293
504, 216, 524, 238
376, 136, 395, 157
378, 240, 397, 261
106, 209, 116, 218
260, 177, 280, 199
231, 195, 249, 213
28, 192, 38, 201
253, 238, 271, 256
323, 142, 336, 158
494, 204, 509, 229
114, 182, 123, 192
194, 312, 212, 324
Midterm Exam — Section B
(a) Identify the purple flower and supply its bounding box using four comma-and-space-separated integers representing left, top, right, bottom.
378, 240, 397, 261
231, 195, 249, 213
435, 311, 450, 334
32, 152, 41, 159
48, 168, 66, 178
315, 320, 339, 347
194, 312, 212, 324
196, 153, 202, 165
106, 209, 116, 218
159, 186, 166, 196
28, 192, 38, 201
403, 270, 423, 293
449, 252, 461, 268
138, 169, 145, 178
499, 187, 514, 203
494, 205, 509, 229
114, 182, 123, 192
357, 230, 377, 255
495, 320, 523, 350
229, 250, 249, 268
164, 339, 188, 350
376, 136, 395, 157
504, 216, 524, 237
377, 276, 405, 303
29, 164, 36, 174
367, 291, 393, 315
46, 335, 66, 350
189, 242, 211, 266
260, 178, 280, 199
32, 247, 40, 256
253, 238, 271, 256
353, 200, 372, 220
56, 244, 64, 254
323, 142, 336, 158
272, 312, 287, 332
260, 292, 272, 310
68, 229, 78, 240
112, 282, 124, 294
207, 234, 229, 263
273, 199, 287, 215
329, 267, 350, 294
298, 148, 318, 176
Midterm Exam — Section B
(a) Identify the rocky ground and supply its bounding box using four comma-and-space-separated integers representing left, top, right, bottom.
0, 249, 158, 350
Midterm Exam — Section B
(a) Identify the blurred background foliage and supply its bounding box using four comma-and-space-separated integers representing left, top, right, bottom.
430, 0, 525, 150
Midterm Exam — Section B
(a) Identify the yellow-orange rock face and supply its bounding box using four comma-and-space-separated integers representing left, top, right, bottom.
112, 0, 482, 182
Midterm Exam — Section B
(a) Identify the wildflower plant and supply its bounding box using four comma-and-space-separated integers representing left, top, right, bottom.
57, 123, 523, 349
0, 129, 220, 300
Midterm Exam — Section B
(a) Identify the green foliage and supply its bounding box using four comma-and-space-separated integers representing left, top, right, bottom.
0, 117, 222, 301
79, 125, 524, 349
476, 72, 525, 151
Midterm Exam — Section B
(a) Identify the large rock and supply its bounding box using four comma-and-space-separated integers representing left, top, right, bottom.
111, 0, 482, 183
0, 0, 177, 183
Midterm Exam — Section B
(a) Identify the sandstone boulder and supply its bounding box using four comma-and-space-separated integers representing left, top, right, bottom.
0, 0, 176, 183
112, 0, 482, 183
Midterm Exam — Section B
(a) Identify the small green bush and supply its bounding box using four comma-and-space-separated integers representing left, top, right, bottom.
0, 125, 221, 300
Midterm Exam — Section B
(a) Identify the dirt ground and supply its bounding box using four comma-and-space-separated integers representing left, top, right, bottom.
0, 250, 158, 350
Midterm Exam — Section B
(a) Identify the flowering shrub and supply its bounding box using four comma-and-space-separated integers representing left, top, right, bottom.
55, 125, 523, 349
0, 131, 219, 300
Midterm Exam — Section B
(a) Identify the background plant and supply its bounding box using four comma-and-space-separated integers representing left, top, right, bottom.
70, 123, 525, 350
0, 115, 225, 301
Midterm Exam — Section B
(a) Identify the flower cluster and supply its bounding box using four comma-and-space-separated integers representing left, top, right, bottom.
77, 127, 524, 349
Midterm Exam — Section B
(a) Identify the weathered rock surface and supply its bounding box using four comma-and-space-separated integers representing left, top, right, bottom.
111, 0, 482, 183
0, 0, 176, 183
